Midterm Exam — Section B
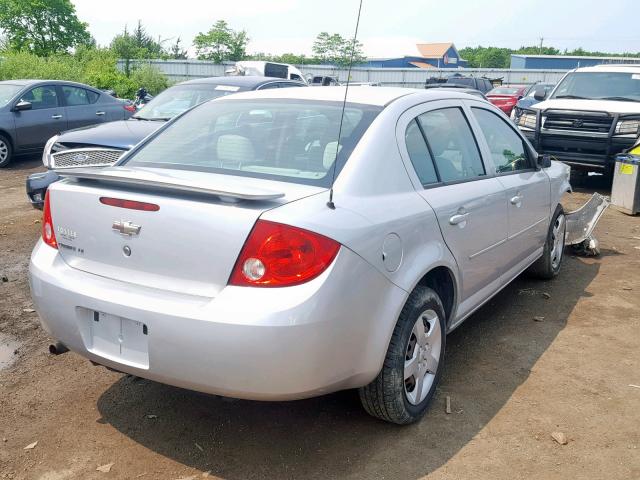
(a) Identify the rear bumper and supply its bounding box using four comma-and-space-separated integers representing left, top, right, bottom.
29, 240, 406, 400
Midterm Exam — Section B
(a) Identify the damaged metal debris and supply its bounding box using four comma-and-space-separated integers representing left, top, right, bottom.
565, 193, 610, 257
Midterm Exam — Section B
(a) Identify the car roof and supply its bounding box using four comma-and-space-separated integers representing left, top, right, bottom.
215, 86, 454, 106
0, 79, 102, 91
178, 76, 303, 88
576, 64, 640, 74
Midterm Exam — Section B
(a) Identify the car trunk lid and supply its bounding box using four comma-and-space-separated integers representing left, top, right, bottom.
50, 166, 324, 298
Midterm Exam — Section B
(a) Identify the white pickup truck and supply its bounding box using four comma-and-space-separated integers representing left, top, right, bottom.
516, 64, 640, 181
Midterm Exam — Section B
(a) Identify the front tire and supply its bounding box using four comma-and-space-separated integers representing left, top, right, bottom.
359, 286, 446, 424
528, 205, 566, 279
0, 134, 12, 168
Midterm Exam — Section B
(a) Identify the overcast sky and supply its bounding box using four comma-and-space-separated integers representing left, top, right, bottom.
73, 0, 640, 57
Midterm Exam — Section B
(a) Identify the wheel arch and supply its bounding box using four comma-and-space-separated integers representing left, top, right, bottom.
414, 265, 458, 327
0, 128, 14, 149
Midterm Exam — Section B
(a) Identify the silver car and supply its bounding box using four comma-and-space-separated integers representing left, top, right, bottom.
29, 87, 570, 424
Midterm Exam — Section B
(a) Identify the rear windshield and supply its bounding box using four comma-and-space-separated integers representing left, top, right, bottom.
488, 87, 521, 95
0, 84, 23, 106
125, 99, 381, 187
134, 83, 249, 120
447, 77, 473, 87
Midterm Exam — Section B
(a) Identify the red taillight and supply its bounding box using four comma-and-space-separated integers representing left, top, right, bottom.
124, 104, 136, 113
42, 190, 58, 249
100, 197, 159, 211
229, 220, 341, 287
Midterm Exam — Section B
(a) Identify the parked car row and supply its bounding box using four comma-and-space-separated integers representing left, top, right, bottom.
15, 64, 634, 425
25, 76, 307, 207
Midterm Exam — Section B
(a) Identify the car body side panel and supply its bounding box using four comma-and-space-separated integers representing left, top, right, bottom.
14, 105, 67, 150
0, 110, 16, 145
263, 102, 462, 335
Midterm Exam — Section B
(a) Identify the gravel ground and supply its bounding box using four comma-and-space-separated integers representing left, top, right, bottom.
1, 158, 639, 480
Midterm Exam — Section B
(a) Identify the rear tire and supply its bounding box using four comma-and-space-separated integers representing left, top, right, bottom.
528, 205, 566, 280
359, 286, 446, 424
0, 134, 12, 168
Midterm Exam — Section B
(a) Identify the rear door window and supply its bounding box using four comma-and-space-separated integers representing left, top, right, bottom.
417, 108, 485, 183
62, 86, 91, 106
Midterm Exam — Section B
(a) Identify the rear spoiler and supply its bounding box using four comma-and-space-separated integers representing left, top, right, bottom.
58, 168, 285, 202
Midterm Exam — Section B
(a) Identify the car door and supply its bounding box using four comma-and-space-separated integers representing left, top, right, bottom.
94, 91, 125, 122
469, 103, 551, 274
61, 85, 107, 130
399, 100, 509, 320
13, 85, 67, 150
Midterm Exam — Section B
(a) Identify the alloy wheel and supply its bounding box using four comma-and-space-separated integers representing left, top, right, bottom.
0, 140, 8, 163
404, 309, 442, 405
550, 213, 566, 270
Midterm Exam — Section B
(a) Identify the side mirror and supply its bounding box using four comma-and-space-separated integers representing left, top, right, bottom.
537, 153, 552, 169
13, 100, 32, 112
533, 87, 547, 102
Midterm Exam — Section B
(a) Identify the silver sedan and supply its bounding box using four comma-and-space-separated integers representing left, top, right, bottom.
29, 87, 570, 424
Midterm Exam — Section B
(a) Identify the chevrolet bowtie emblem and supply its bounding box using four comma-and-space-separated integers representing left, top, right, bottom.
112, 220, 141, 236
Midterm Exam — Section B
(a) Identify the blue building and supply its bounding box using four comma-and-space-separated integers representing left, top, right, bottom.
363, 43, 467, 69
510, 54, 640, 70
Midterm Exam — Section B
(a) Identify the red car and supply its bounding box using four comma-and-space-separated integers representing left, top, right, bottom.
486, 85, 528, 116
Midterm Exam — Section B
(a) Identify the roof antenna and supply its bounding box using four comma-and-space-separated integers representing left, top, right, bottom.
327, 0, 364, 210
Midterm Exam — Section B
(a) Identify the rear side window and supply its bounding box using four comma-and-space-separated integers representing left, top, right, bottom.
62, 86, 90, 106
417, 108, 485, 182
472, 108, 531, 173
405, 119, 438, 185
125, 99, 381, 187
86, 90, 100, 104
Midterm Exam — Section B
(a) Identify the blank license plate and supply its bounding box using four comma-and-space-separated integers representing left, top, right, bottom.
88, 311, 149, 369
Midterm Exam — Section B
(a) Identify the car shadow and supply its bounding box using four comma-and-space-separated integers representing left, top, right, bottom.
97, 255, 599, 480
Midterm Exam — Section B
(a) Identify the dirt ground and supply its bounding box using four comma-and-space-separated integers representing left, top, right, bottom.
0, 157, 639, 480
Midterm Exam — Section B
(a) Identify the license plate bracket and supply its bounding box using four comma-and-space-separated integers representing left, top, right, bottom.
88, 311, 149, 369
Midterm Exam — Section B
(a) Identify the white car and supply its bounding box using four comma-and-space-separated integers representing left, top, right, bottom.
515, 64, 640, 180
30, 87, 570, 424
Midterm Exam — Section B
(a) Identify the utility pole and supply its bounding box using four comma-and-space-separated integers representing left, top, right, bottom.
539, 36, 544, 54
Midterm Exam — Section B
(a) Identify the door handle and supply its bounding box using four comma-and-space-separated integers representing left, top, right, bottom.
51, 114, 62, 119
95, 111, 106, 116
510, 194, 523, 205
449, 213, 469, 226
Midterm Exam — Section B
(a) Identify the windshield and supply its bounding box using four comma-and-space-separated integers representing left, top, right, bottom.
125, 99, 381, 187
552, 72, 640, 101
134, 83, 248, 120
488, 87, 521, 95
0, 84, 23, 107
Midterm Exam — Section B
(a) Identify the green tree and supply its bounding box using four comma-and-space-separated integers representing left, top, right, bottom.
312, 32, 365, 66
193, 20, 249, 63
110, 21, 164, 75
167, 37, 188, 59
0, 0, 91, 56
